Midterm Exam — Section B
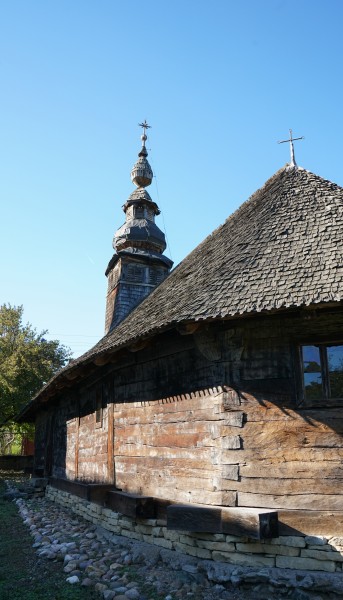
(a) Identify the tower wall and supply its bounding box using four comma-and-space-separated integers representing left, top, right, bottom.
105, 258, 169, 334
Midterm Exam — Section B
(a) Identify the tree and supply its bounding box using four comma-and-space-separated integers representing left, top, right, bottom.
0, 304, 71, 450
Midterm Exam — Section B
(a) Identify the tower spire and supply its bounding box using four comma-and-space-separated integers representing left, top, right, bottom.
104, 122, 173, 333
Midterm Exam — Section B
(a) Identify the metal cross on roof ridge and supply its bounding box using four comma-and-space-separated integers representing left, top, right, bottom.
278, 128, 304, 167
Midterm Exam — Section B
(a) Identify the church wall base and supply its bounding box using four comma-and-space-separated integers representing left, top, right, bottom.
46, 485, 343, 573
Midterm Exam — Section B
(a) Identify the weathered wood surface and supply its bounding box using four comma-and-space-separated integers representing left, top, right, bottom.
223, 477, 343, 495
238, 492, 343, 511
278, 510, 343, 537
114, 390, 229, 505
77, 404, 109, 482
50, 478, 116, 503
167, 504, 222, 533
221, 507, 279, 539
87, 484, 117, 504
239, 461, 343, 479
107, 402, 114, 484
40, 310, 343, 529
167, 504, 278, 539
106, 490, 155, 518
49, 477, 89, 499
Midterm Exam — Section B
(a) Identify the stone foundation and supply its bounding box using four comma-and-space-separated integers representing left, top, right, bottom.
46, 486, 343, 573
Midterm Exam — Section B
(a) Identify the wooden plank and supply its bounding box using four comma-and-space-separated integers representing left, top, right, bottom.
115, 457, 218, 479
242, 428, 343, 450
87, 484, 117, 504
167, 504, 222, 533
75, 410, 79, 479
49, 477, 89, 499
114, 444, 215, 461
222, 476, 343, 495
240, 460, 343, 479
106, 490, 155, 519
167, 504, 278, 539
238, 492, 343, 511
278, 510, 343, 537
221, 507, 279, 539
222, 447, 343, 462
107, 402, 114, 484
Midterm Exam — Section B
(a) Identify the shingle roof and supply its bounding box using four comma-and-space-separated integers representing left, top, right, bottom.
84, 164, 343, 357
17, 164, 343, 416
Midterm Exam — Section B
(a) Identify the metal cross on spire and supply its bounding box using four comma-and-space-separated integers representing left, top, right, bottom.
138, 120, 151, 146
278, 129, 304, 167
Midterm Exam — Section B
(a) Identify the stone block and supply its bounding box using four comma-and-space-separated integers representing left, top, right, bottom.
301, 549, 343, 562
163, 531, 180, 542
307, 544, 333, 551
212, 551, 275, 567
119, 517, 134, 529
195, 540, 235, 552
123, 531, 143, 541
135, 524, 153, 535
173, 541, 194, 554
225, 535, 245, 543
276, 555, 336, 572
190, 532, 225, 542
188, 546, 212, 560
120, 530, 143, 541
270, 536, 306, 548
304, 536, 327, 546
147, 537, 173, 550
179, 535, 196, 547
236, 542, 299, 557
329, 537, 343, 547
105, 523, 120, 534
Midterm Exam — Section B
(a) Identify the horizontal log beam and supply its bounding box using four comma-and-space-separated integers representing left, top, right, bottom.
49, 478, 117, 503
167, 504, 278, 539
279, 510, 343, 537
221, 507, 278, 539
106, 490, 155, 519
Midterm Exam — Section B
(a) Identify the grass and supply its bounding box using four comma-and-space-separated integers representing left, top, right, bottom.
0, 475, 168, 600
0, 476, 99, 600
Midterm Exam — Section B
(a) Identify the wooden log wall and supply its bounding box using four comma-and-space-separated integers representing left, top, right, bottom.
39, 307, 343, 532
113, 388, 238, 506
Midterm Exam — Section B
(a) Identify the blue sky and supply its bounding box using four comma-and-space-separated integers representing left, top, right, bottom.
1, 0, 343, 356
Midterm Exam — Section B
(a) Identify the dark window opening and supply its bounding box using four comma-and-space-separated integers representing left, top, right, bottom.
95, 388, 103, 427
301, 344, 343, 405
134, 206, 144, 219
149, 268, 164, 285
126, 265, 144, 283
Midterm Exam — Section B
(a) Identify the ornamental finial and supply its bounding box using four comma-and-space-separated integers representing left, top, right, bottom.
138, 120, 151, 147
278, 129, 304, 167
131, 120, 153, 187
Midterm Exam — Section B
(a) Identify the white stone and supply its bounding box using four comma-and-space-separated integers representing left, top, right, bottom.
66, 575, 79, 584
304, 535, 327, 546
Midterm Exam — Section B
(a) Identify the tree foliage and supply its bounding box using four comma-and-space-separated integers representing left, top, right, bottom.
0, 304, 71, 431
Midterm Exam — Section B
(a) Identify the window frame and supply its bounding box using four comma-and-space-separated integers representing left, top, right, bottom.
297, 341, 343, 408
95, 387, 103, 428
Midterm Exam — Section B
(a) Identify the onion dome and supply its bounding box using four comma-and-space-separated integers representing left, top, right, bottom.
130, 122, 153, 187
113, 218, 167, 254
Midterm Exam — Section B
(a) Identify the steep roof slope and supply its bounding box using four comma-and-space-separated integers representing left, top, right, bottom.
17, 164, 343, 416
83, 164, 343, 361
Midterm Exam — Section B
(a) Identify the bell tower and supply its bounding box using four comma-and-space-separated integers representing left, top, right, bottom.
105, 122, 173, 333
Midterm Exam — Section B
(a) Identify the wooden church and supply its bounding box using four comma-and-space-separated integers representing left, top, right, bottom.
18, 125, 343, 562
